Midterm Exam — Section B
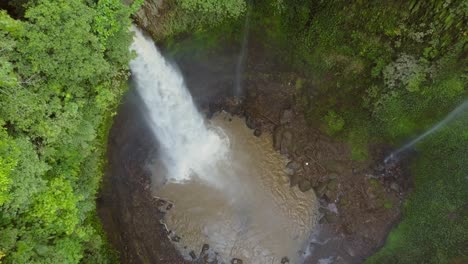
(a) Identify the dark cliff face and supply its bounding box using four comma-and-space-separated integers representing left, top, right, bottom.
128, 0, 239, 104
125, 0, 167, 39
97, 89, 187, 264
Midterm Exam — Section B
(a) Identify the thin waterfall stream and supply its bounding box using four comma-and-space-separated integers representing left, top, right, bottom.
129, 27, 318, 263
385, 100, 468, 163
234, 9, 250, 96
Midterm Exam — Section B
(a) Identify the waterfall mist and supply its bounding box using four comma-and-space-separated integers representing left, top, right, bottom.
129, 26, 229, 183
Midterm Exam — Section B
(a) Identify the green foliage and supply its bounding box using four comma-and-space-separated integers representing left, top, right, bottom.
251, 0, 467, 146
0, 124, 18, 206
367, 113, 468, 264
28, 177, 80, 235
179, 0, 246, 19
347, 126, 369, 161
383, 199, 393, 209
0, 0, 134, 262
153, 0, 247, 40
323, 110, 344, 135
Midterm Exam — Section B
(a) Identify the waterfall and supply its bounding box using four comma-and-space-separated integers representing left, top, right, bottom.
128, 26, 318, 263
234, 9, 250, 96
129, 26, 228, 182
385, 100, 468, 163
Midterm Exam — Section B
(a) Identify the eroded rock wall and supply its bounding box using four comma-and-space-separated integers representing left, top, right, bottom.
125, 0, 166, 38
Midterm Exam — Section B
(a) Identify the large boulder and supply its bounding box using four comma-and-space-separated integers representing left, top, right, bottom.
245, 114, 256, 129
124, 0, 165, 38
286, 161, 302, 172
273, 126, 285, 150
289, 173, 300, 187
314, 181, 328, 198
280, 130, 293, 156
280, 109, 294, 125
298, 179, 312, 192
324, 179, 338, 202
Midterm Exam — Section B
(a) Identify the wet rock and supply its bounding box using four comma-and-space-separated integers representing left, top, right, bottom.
285, 167, 295, 176
166, 203, 173, 211
319, 216, 327, 224
327, 203, 339, 214
319, 206, 328, 214
289, 173, 300, 187
171, 235, 180, 242
280, 109, 294, 125
253, 129, 262, 137
190, 250, 197, 259
224, 97, 244, 114
246, 85, 258, 99
273, 126, 285, 150
281, 256, 290, 263
231, 258, 243, 264
293, 144, 306, 157
314, 181, 328, 198
323, 160, 347, 173
127, 0, 164, 33
390, 182, 400, 193
324, 190, 338, 202
280, 130, 293, 156
344, 244, 356, 257
328, 172, 339, 179
287, 161, 302, 171
202, 243, 209, 253
286, 160, 301, 176
298, 179, 312, 192
156, 199, 167, 207
324, 212, 338, 223
324, 179, 338, 202
245, 115, 256, 129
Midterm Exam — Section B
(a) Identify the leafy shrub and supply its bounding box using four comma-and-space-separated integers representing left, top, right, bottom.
347, 126, 369, 161
323, 110, 345, 135
382, 54, 428, 91
179, 0, 246, 19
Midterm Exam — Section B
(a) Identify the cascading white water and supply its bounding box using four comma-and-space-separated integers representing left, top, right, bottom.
129, 26, 228, 182
129, 26, 318, 263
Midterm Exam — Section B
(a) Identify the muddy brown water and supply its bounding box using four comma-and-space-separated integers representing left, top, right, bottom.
151, 112, 319, 263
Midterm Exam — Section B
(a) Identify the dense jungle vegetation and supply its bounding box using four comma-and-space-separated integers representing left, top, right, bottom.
0, 0, 142, 262
0, 0, 466, 263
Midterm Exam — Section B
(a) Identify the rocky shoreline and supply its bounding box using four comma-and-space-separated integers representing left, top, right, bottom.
98, 71, 411, 264
205, 71, 412, 263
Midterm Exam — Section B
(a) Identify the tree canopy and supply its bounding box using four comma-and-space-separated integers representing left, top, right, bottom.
0, 0, 139, 262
